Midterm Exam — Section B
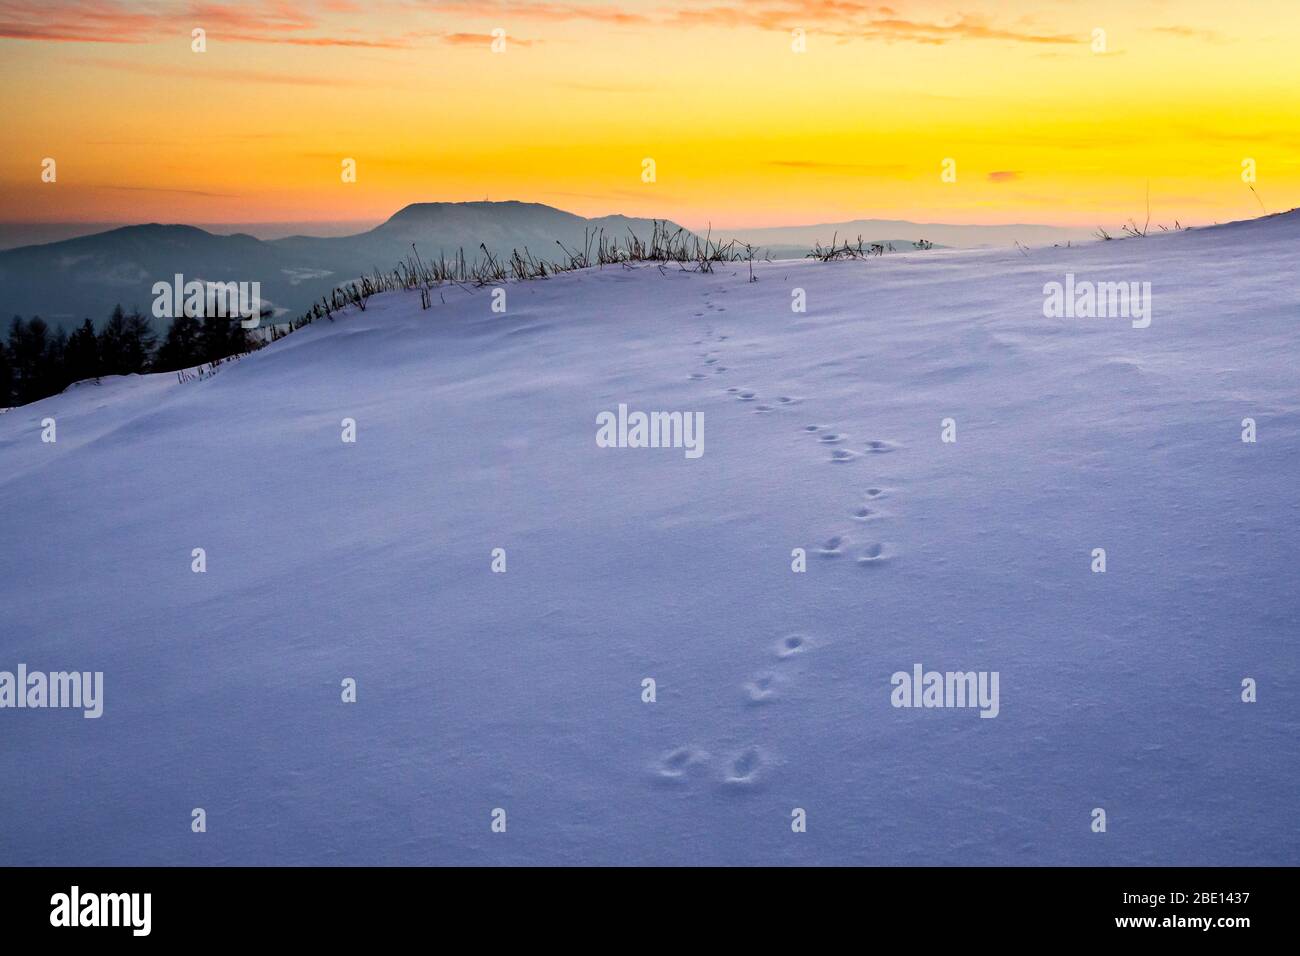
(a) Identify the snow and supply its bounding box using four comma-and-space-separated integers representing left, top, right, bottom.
2, 213, 1298, 865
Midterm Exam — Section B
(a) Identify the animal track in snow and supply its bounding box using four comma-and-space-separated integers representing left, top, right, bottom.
653, 746, 709, 782
722, 747, 765, 787
818, 432, 845, 444
818, 535, 845, 557
856, 543, 891, 566
742, 672, 779, 705
829, 448, 859, 463
864, 439, 897, 453
776, 633, 811, 658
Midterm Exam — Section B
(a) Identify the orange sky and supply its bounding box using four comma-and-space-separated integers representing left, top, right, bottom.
2, 0, 1298, 229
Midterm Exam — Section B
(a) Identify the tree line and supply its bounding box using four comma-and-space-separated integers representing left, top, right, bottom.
0, 306, 260, 407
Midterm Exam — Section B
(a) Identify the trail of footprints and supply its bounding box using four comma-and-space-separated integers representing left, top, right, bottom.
688, 300, 901, 569
662, 290, 906, 789
806, 423, 896, 566
653, 633, 812, 789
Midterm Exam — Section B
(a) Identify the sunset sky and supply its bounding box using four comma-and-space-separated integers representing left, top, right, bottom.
1, 0, 1297, 231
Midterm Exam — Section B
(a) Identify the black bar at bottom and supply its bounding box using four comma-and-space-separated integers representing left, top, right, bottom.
0, 866, 1282, 941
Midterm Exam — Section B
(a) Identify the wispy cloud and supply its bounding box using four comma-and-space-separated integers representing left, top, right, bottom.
987, 170, 1021, 182
438, 30, 534, 46
0, 0, 406, 47
0, 0, 163, 43
663, 2, 1078, 45
2, 0, 1083, 49
416, 1, 652, 26
1150, 25, 1224, 42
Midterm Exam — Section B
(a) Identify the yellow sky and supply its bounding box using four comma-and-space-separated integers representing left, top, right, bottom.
2, 0, 1298, 229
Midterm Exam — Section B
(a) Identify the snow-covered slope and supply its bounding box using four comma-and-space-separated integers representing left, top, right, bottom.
2, 213, 1298, 865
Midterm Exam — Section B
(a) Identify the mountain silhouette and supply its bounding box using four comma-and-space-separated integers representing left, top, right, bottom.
0, 201, 1083, 331
0, 202, 689, 331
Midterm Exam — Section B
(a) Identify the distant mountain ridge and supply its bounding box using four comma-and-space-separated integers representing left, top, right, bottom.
0, 201, 1086, 331
0, 202, 694, 331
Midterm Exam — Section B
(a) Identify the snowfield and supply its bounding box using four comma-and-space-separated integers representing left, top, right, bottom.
2, 212, 1298, 865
